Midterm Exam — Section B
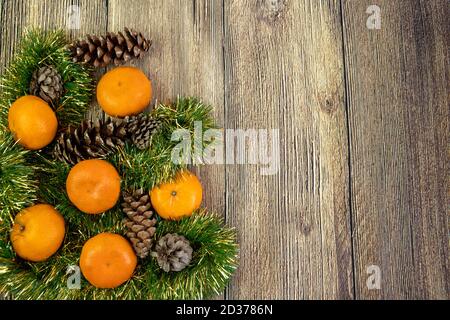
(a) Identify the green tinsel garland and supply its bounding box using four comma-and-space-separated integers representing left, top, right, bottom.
0, 29, 238, 300
148, 211, 238, 299
0, 133, 39, 223
0, 98, 238, 300
0, 209, 237, 300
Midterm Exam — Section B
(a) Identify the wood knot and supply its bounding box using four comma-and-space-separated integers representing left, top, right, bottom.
257, 0, 287, 23
318, 94, 338, 115
297, 218, 312, 236
300, 223, 312, 236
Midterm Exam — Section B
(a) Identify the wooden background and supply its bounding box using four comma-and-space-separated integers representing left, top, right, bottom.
0, 0, 448, 299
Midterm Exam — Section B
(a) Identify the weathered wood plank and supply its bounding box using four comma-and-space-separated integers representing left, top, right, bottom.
342, 0, 449, 299
1, 0, 29, 71
108, 0, 225, 298
223, 0, 353, 299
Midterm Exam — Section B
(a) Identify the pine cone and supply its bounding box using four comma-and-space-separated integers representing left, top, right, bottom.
152, 233, 193, 272
122, 189, 157, 259
124, 113, 161, 150
68, 28, 151, 68
53, 118, 127, 165
29, 65, 64, 105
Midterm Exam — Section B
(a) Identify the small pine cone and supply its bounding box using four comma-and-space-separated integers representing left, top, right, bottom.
122, 189, 157, 259
124, 114, 161, 150
152, 233, 193, 272
53, 118, 127, 165
29, 65, 64, 105
68, 28, 151, 68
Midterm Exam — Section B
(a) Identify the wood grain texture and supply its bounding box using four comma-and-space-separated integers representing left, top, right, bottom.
341, 0, 449, 299
223, 0, 353, 299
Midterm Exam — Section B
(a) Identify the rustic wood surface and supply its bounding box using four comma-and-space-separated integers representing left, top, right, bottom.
342, 0, 449, 299
0, 0, 448, 299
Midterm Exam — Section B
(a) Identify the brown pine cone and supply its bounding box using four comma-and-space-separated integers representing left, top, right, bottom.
29, 65, 64, 105
124, 113, 161, 150
68, 28, 151, 68
53, 115, 161, 165
122, 189, 157, 259
53, 118, 127, 165
152, 233, 193, 272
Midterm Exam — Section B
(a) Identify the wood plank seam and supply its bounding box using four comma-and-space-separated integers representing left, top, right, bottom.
221, 0, 229, 300
341, 0, 449, 299
338, 0, 357, 300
